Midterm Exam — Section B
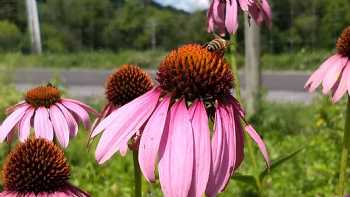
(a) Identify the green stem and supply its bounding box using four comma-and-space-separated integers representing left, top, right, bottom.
337, 96, 350, 197
229, 36, 240, 100
133, 151, 142, 197
230, 35, 263, 196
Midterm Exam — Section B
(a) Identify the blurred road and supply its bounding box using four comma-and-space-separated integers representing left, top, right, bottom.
10, 68, 316, 104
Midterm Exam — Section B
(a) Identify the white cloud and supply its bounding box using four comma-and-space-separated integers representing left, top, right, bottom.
153, 0, 210, 12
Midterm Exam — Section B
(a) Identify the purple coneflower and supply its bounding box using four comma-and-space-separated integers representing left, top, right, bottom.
92, 44, 270, 197
91, 64, 153, 154
0, 84, 97, 148
0, 138, 90, 197
305, 26, 350, 103
208, 0, 272, 34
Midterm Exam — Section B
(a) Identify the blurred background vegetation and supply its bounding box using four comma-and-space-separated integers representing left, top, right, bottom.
0, 0, 349, 70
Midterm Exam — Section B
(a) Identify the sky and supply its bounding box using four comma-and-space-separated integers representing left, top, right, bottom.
153, 0, 210, 12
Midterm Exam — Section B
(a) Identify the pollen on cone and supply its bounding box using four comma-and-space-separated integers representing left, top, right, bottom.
25, 84, 61, 108
336, 26, 350, 57
105, 64, 153, 106
2, 138, 70, 193
156, 44, 233, 102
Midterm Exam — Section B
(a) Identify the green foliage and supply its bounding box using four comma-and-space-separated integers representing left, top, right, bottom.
0, 50, 166, 69
0, 49, 330, 71
0, 20, 22, 51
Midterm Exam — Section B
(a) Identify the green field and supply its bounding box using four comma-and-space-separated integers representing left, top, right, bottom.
0, 49, 331, 71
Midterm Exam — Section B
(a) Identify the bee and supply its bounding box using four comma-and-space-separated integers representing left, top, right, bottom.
203, 33, 232, 56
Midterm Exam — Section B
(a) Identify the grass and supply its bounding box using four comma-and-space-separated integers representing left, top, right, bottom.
0, 49, 332, 71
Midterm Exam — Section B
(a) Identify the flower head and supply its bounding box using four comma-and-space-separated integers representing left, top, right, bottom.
208, 0, 272, 34
106, 64, 153, 106
0, 138, 90, 196
92, 44, 270, 197
305, 26, 350, 103
0, 84, 98, 148
90, 65, 153, 152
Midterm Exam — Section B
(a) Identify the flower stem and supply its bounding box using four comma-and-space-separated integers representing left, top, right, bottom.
337, 96, 350, 197
229, 36, 240, 100
133, 151, 142, 197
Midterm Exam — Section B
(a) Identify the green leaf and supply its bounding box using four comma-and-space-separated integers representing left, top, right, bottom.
259, 147, 305, 180
232, 174, 258, 189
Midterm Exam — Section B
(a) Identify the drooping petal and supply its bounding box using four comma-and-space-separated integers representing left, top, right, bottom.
50, 105, 70, 148
261, 0, 272, 27
34, 107, 54, 141
231, 105, 244, 170
305, 54, 340, 92
138, 96, 171, 182
95, 89, 161, 164
333, 62, 350, 102
225, 0, 238, 34
91, 104, 115, 135
206, 106, 228, 197
158, 99, 194, 197
245, 124, 270, 167
61, 98, 99, 116
61, 100, 90, 129
92, 89, 159, 138
0, 104, 29, 142
188, 100, 211, 197
5, 101, 25, 115
18, 108, 35, 142
120, 143, 128, 156
207, 0, 215, 33
56, 103, 78, 137
238, 0, 250, 11
322, 56, 348, 94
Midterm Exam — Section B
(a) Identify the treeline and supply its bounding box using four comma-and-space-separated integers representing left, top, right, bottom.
0, 0, 349, 53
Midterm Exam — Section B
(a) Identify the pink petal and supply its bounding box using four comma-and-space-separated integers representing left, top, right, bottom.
322, 56, 348, 94
95, 89, 161, 164
6, 101, 25, 115
245, 124, 270, 167
138, 96, 171, 182
34, 107, 54, 141
207, 0, 215, 33
61, 98, 99, 116
232, 106, 244, 170
56, 103, 78, 137
91, 89, 159, 138
0, 104, 29, 142
188, 100, 211, 197
332, 62, 350, 102
91, 104, 115, 135
18, 108, 35, 142
120, 143, 128, 156
238, 0, 250, 11
158, 99, 194, 197
206, 106, 228, 197
225, 0, 238, 34
50, 105, 70, 148
261, 0, 272, 27
305, 54, 340, 92
61, 100, 90, 129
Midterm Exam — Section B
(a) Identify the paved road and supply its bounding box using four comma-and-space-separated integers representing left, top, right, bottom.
9, 68, 315, 103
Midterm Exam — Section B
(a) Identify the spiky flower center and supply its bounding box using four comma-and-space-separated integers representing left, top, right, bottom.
106, 64, 153, 106
336, 26, 350, 57
25, 84, 61, 108
2, 138, 70, 194
156, 44, 233, 102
